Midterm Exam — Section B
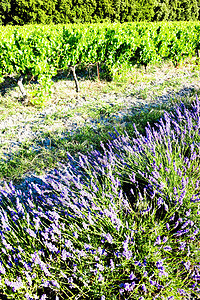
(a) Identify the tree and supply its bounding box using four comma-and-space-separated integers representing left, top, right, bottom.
134, 0, 157, 22
176, 0, 199, 21
153, 0, 170, 21
93, 0, 114, 22
0, 0, 11, 25
120, 0, 137, 22
69, 0, 97, 23
112, 0, 121, 22
10, 0, 56, 25
54, 0, 73, 23
168, 0, 178, 20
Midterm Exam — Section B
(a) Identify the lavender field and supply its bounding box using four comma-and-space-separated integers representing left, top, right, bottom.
0, 94, 199, 299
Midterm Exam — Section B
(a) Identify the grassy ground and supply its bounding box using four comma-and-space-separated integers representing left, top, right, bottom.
0, 59, 200, 185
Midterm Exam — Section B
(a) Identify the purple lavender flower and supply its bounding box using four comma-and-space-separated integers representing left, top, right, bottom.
162, 236, 168, 243
143, 271, 148, 277
77, 250, 86, 258
0, 263, 5, 274
163, 246, 172, 251
154, 236, 161, 246
73, 232, 78, 239
65, 240, 73, 248
44, 242, 58, 253
193, 228, 199, 235
82, 222, 88, 229
2, 239, 12, 250
60, 271, 67, 278
123, 237, 129, 250
173, 221, 179, 229
149, 279, 163, 288
175, 228, 190, 237
130, 272, 136, 280
102, 233, 113, 244
173, 160, 177, 172
0, 212, 10, 231
141, 283, 147, 293
165, 167, 170, 173
181, 220, 190, 229
179, 190, 186, 205
98, 273, 104, 282
25, 272, 32, 286
96, 263, 104, 272
158, 269, 168, 277
7, 277, 24, 292
157, 197, 163, 207
156, 259, 164, 269
186, 209, 191, 216
62, 249, 71, 260
183, 261, 191, 271
68, 277, 73, 284
179, 241, 186, 250
25, 293, 32, 300
51, 280, 60, 288
129, 172, 136, 183
177, 288, 186, 295
119, 288, 124, 295
122, 249, 132, 260
156, 259, 168, 277
16, 198, 24, 214
110, 259, 115, 271
134, 261, 142, 267
168, 139, 172, 153
124, 282, 135, 291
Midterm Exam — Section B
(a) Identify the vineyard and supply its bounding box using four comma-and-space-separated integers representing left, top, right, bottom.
1, 21, 200, 97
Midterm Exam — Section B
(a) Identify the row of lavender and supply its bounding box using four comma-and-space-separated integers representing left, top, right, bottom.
0, 97, 199, 299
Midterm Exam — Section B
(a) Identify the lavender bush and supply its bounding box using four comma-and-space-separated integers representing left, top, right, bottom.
0, 97, 200, 299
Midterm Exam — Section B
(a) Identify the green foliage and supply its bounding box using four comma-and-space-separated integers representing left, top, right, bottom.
0, 0, 11, 25
168, 0, 178, 20
93, 0, 114, 22
0, 22, 200, 85
134, 0, 158, 21
54, 0, 72, 23
120, 0, 137, 22
112, 0, 121, 21
176, 0, 199, 21
70, 0, 97, 23
10, 0, 56, 25
1, 0, 200, 25
153, 0, 170, 21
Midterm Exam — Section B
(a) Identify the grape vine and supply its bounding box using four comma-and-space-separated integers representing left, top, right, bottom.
0, 22, 199, 99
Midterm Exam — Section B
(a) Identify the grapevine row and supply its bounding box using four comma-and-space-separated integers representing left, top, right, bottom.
0, 21, 200, 96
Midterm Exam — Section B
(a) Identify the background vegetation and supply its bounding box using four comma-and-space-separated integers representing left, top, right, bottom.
1, 0, 200, 25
